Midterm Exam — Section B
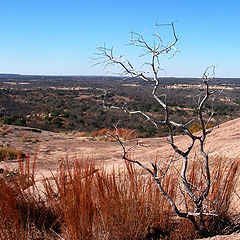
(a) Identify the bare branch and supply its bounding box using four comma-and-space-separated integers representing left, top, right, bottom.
95, 22, 220, 236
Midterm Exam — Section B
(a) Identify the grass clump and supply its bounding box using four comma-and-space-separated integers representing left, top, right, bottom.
0, 156, 239, 239
0, 145, 26, 161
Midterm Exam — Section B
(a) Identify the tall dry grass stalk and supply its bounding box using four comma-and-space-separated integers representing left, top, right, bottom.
94, 162, 177, 240
0, 155, 60, 240
180, 157, 239, 236
0, 155, 239, 239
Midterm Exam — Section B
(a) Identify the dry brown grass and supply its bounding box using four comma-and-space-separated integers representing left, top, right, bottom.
0, 155, 239, 239
0, 156, 60, 239
90, 128, 138, 140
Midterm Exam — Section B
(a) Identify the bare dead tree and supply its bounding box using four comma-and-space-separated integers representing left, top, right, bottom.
95, 22, 218, 237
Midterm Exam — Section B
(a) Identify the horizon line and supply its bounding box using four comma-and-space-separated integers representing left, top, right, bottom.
0, 73, 239, 79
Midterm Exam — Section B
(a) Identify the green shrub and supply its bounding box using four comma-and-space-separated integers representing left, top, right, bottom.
0, 146, 26, 161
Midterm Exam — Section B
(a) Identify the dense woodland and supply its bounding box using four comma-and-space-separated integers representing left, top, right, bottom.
0, 74, 240, 136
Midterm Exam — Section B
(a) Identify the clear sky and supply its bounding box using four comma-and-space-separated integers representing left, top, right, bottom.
0, 0, 239, 77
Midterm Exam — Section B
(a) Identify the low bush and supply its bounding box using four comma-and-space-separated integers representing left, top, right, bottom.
0, 146, 26, 161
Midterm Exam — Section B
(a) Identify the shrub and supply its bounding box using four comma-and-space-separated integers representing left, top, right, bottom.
0, 146, 26, 161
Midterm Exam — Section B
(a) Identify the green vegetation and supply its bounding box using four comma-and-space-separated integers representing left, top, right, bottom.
0, 146, 26, 161
0, 75, 240, 136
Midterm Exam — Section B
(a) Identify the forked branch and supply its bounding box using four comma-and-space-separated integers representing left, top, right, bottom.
96, 22, 217, 236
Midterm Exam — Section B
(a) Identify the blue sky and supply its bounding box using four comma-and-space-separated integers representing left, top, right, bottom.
0, 0, 239, 77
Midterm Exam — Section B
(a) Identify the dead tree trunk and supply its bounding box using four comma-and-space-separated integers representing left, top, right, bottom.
95, 22, 218, 237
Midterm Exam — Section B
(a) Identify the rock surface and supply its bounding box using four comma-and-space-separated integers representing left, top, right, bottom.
1, 118, 240, 174
1, 119, 240, 239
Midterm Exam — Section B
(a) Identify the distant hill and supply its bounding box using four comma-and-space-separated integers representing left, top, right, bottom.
0, 74, 22, 78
